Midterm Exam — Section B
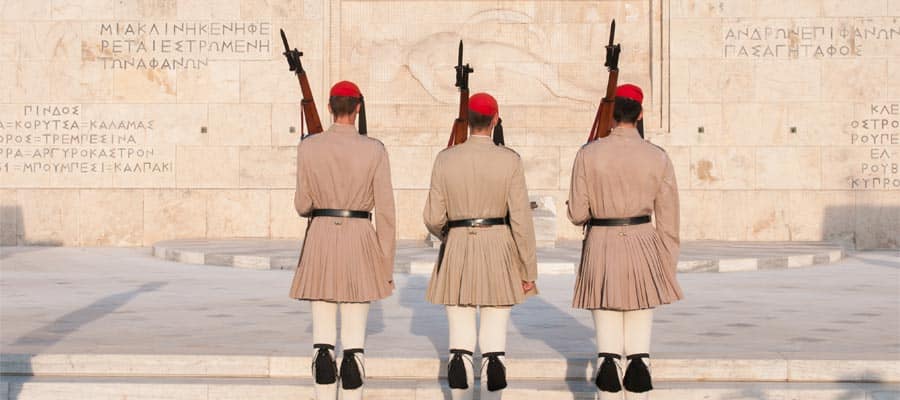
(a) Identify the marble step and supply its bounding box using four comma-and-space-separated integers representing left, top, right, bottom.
1, 376, 898, 400
2, 354, 898, 383
151, 239, 845, 273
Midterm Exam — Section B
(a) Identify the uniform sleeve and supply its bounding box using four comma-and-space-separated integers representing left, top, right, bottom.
373, 147, 397, 281
423, 155, 448, 239
508, 159, 538, 282
293, 143, 313, 217
567, 148, 590, 225
654, 153, 680, 272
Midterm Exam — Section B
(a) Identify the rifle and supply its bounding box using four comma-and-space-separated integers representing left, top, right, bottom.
447, 40, 474, 147
280, 29, 324, 138
586, 20, 622, 143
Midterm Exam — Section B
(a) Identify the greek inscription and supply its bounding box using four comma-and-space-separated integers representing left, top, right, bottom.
845, 103, 900, 190
1, 105, 173, 179
723, 20, 899, 59
92, 21, 272, 70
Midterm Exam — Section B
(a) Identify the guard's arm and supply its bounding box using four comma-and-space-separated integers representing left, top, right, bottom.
293, 143, 314, 217
373, 147, 397, 280
567, 149, 591, 225
653, 153, 680, 272
508, 160, 538, 282
423, 156, 448, 239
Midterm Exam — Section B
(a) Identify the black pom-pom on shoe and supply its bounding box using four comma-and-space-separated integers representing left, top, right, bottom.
340, 348, 365, 390
448, 349, 473, 389
483, 352, 508, 392
623, 353, 653, 393
312, 343, 337, 385
595, 352, 623, 392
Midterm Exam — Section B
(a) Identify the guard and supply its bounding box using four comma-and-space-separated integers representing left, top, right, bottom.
568, 84, 683, 398
289, 81, 396, 400
424, 93, 538, 400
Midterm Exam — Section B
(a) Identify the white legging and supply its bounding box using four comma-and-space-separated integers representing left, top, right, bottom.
446, 305, 511, 400
592, 309, 653, 400
310, 301, 370, 400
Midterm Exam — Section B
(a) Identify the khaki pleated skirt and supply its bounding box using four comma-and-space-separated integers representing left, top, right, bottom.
290, 217, 393, 302
572, 224, 683, 311
427, 225, 537, 306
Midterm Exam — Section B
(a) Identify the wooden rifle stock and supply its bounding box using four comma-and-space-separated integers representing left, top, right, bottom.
297, 72, 324, 135
586, 20, 621, 144
280, 29, 323, 137
447, 40, 473, 148
587, 69, 618, 142
448, 89, 469, 147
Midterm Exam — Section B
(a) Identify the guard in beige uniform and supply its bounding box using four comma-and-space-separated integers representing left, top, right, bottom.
424, 93, 538, 400
290, 81, 396, 400
568, 84, 683, 398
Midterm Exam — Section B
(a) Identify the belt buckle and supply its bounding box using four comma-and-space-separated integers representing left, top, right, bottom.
470, 221, 483, 228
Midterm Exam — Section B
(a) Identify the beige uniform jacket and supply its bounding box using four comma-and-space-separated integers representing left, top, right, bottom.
568, 127, 683, 310
424, 135, 538, 306
289, 123, 396, 302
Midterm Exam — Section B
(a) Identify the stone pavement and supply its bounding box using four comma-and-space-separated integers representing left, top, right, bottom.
152, 239, 845, 273
0, 247, 895, 360
1, 247, 899, 399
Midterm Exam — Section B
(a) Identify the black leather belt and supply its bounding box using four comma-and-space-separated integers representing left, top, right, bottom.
446, 217, 509, 229
588, 215, 651, 226
311, 209, 372, 219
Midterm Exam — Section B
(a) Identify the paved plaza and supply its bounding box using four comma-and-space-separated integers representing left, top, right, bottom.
1, 246, 899, 399
0, 246, 896, 359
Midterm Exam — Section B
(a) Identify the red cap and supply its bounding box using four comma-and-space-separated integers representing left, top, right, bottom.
330, 81, 362, 98
615, 84, 643, 105
468, 92, 498, 116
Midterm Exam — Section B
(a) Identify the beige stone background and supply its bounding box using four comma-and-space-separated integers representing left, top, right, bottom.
0, 0, 897, 249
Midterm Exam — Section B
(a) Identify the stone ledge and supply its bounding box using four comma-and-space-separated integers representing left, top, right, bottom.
2, 354, 896, 383
0, 376, 898, 400
151, 239, 845, 274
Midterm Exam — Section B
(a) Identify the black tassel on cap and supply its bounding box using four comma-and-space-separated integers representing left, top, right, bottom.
595, 352, 622, 392
447, 349, 473, 389
483, 352, 508, 392
358, 96, 367, 135
340, 348, 365, 390
312, 343, 337, 385
492, 118, 505, 145
637, 119, 644, 138
623, 353, 653, 393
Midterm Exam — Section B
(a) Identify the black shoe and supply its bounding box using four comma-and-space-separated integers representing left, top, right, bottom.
340, 348, 365, 390
447, 349, 473, 389
482, 352, 508, 392
595, 352, 623, 392
623, 353, 653, 393
312, 343, 337, 385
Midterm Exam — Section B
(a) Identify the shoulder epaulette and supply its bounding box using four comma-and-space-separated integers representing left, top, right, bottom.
365, 136, 385, 147
646, 141, 668, 154
498, 145, 520, 158
581, 138, 602, 150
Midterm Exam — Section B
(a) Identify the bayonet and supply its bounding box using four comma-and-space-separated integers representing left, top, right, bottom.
455, 40, 473, 91
608, 20, 616, 47
604, 20, 621, 71
280, 28, 304, 73
448, 40, 475, 147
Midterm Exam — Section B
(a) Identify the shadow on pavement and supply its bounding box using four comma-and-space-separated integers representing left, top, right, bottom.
399, 274, 451, 400
4, 281, 167, 400
511, 294, 595, 396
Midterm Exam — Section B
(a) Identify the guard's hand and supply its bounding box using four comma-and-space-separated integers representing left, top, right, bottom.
522, 281, 535, 293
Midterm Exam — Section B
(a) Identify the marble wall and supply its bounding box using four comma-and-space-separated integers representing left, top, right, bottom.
0, 0, 896, 249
